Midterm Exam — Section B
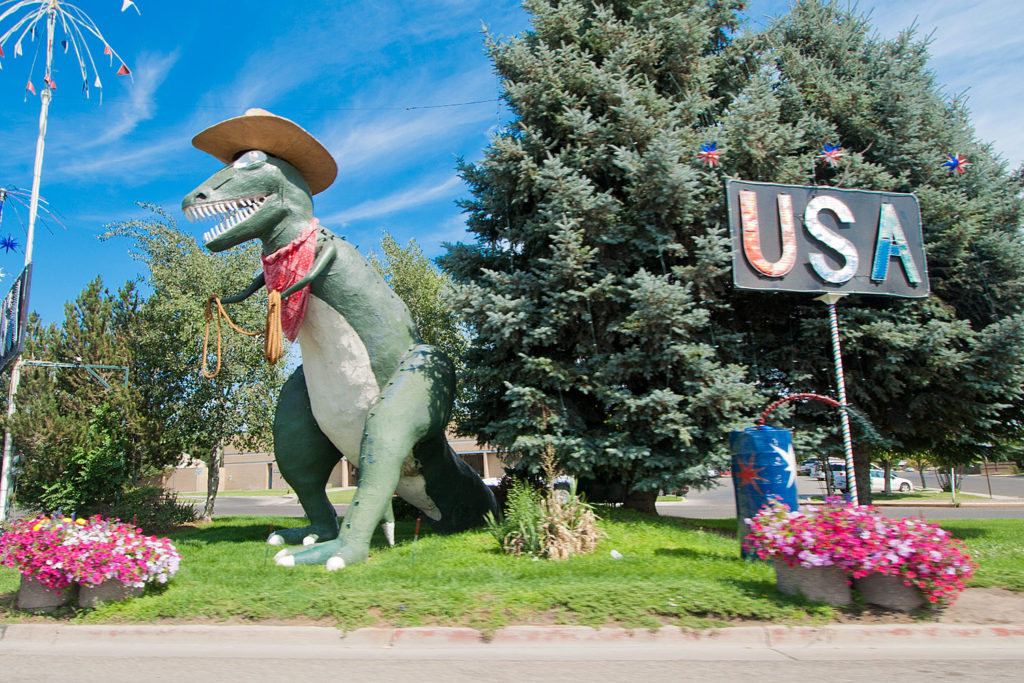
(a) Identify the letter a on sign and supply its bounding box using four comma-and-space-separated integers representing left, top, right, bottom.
871, 203, 922, 285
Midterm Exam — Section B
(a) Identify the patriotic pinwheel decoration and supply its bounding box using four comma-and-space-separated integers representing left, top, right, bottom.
0, 0, 138, 101
817, 143, 845, 168
941, 153, 971, 176
697, 142, 722, 168
0, 234, 18, 253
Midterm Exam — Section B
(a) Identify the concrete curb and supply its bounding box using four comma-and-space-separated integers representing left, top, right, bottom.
3, 621, 1023, 651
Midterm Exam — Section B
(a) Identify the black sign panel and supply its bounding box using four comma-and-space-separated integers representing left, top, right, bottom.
727, 180, 928, 297
0, 264, 32, 372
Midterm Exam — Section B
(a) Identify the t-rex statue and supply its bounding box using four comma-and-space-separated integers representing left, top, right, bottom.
181, 109, 497, 570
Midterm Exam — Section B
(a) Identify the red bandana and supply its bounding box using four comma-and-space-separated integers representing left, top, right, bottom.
261, 220, 318, 341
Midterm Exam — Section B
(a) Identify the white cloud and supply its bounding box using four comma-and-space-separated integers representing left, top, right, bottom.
88, 51, 179, 146
326, 175, 464, 225
55, 136, 182, 179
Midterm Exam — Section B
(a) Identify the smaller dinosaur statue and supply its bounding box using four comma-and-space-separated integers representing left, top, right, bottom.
182, 109, 497, 570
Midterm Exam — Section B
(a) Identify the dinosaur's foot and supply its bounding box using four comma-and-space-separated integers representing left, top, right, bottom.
273, 539, 369, 570
267, 522, 339, 547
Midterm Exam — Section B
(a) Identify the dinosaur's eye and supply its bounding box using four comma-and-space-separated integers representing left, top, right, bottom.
233, 150, 267, 168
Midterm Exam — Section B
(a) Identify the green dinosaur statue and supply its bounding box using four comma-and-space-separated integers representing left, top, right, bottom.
181, 109, 497, 569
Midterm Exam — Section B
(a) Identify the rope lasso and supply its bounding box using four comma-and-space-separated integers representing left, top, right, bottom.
202, 291, 284, 378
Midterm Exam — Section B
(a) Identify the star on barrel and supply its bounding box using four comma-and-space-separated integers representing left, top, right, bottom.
734, 454, 768, 495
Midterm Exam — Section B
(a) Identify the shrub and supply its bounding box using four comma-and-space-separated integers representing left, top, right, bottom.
95, 485, 197, 532
484, 476, 603, 560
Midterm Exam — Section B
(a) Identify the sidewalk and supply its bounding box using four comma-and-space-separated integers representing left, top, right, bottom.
2, 621, 1023, 661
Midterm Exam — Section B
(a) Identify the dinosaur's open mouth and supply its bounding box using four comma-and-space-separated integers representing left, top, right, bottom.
184, 194, 269, 244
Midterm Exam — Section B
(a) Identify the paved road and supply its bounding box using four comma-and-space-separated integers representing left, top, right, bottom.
199, 472, 1024, 521
659, 472, 1024, 520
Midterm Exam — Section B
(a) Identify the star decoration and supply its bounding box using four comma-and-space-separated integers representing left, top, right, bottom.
770, 442, 798, 489
734, 454, 768, 495
0, 235, 19, 253
697, 142, 722, 168
941, 153, 971, 176
817, 143, 845, 168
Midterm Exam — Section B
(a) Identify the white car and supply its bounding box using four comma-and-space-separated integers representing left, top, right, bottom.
834, 469, 914, 493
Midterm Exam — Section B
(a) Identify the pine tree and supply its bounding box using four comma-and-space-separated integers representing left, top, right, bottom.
442, 0, 1024, 508
718, 1, 1024, 501
7, 279, 152, 513
442, 0, 761, 511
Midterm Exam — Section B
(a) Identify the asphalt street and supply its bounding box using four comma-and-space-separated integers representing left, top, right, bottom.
200, 472, 1024, 520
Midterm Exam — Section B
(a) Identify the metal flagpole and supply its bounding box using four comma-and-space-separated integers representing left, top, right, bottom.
0, 0, 139, 522
816, 293, 858, 503
0, 1, 58, 523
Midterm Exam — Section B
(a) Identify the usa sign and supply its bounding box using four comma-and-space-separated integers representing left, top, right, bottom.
726, 180, 929, 297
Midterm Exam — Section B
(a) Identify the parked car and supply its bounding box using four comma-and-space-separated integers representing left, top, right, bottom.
834, 469, 914, 493
815, 461, 847, 480
799, 459, 820, 476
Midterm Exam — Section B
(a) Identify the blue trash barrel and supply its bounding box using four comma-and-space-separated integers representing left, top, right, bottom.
729, 425, 800, 559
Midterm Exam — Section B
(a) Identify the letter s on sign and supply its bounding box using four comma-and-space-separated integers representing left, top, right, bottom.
804, 195, 858, 284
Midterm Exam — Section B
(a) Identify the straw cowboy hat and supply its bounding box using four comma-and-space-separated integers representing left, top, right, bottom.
192, 108, 338, 195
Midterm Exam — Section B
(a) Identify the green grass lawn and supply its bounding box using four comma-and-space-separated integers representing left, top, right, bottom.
179, 489, 357, 504
1, 511, 1020, 631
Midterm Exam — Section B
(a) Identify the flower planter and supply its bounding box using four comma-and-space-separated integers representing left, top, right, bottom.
17, 575, 77, 612
78, 579, 145, 608
853, 572, 925, 612
774, 561, 851, 606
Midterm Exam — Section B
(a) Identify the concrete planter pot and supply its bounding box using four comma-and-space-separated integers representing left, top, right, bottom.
17, 575, 77, 612
78, 579, 145, 608
774, 561, 851, 606
853, 572, 925, 612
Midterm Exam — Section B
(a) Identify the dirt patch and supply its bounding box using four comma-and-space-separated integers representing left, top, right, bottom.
937, 587, 1024, 624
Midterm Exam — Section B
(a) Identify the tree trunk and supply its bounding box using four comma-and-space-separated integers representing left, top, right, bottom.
883, 460, 892, 496
854, 446, 872, 506
623, 488, 658, 515
202, 441, 222, 521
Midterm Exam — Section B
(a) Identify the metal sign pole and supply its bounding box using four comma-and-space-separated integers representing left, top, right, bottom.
816, 293, 858, 502
0, 359, 23, 521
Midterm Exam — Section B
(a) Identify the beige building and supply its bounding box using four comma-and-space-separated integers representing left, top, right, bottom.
159, 436, 506, 494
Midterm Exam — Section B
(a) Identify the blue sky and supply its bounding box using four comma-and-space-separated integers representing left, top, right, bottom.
0, 0, 1019, 325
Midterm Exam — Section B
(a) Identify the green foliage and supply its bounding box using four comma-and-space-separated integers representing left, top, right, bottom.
4, 277, 166, 514
103, 205, 287, 518
95, 485, 198, 533
484, 478, 545, 556
484, 474, 603, 559
442, 0, 761, 503
16, 404, 127, 515
442, 0, 1024, 506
